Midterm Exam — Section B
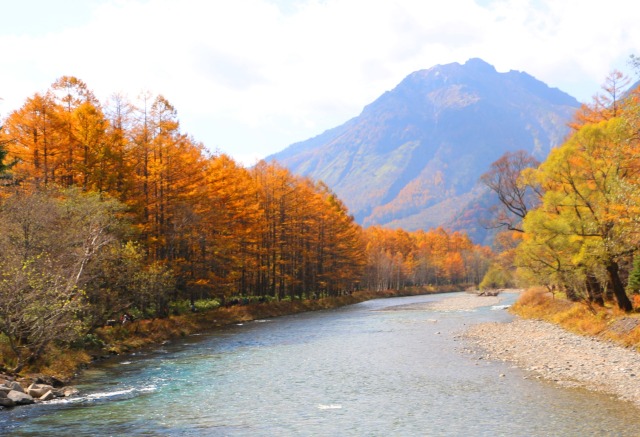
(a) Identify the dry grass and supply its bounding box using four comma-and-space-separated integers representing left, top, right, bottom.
511, 287, 567, 317
37, 348, 92, 381
613, 325, 640, 347
512, 287, 640, 350
96, 316, 201, 354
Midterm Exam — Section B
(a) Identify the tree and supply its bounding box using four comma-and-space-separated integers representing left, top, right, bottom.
0, 256, 88, 373
0, 120, 15, 178
2, 92, 63, 187
480, 150, 541, 232
51, 76, 100, 187
0, 188, 127, 371
361, 225, 489, 290
194, 154, 261, 301
102, 93, 136, 200
0, 144, 8, 176
0, 102, 15, 178
517, 117, 639, 311
73, 99, 108, 191
479, 264, 513, 290
570, 70, 632, 130
627, 255, 640, 293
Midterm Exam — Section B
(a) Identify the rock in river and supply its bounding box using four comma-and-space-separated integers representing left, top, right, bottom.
7, 390, 34, 405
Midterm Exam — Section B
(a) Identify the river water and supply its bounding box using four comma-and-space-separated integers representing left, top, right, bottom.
3, 292, 640, 436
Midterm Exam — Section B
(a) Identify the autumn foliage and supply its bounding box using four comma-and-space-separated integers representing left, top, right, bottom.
515, 71, 640, 312
362, 226, 492, 291
0, 78, 369, 300
0, 76, 493, 372
0, 76, 491, 370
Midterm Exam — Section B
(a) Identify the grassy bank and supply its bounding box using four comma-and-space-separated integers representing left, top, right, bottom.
19, 286, 462, 381
511, 287, 640, 350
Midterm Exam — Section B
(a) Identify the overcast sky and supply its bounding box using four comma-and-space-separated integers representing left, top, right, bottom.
1, 0, 639, 165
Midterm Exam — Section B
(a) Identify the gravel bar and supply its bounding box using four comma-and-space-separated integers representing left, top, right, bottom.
464, 318, 640, 408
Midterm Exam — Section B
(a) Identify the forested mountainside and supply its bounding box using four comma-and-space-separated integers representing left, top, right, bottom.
268, 58, 580, 243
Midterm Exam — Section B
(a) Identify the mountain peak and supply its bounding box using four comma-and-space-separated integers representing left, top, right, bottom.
267, 60, 580, 242
426, 58, 497, 76
412, 58, 497, 80
463, 57, 497, 72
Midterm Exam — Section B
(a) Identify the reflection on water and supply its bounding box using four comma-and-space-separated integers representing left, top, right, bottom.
3, 292, 640, 436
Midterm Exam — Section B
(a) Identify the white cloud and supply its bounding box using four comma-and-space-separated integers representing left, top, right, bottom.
2, 0, 639, 165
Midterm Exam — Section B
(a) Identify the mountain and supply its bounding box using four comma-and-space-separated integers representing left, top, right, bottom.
267, 58, 580, 243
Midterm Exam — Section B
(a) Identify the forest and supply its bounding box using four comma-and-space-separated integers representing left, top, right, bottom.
483, 70, 640, 314
0, 77, 493, 372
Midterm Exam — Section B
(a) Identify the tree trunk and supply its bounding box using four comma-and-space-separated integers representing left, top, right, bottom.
606, 261, 633, 312
564, 285, 579, 301
585, 273, 605, 306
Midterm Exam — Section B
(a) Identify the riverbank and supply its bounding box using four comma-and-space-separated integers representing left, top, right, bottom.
0, 289, 417, 409
11, 288, 640, 435
92, 287, 454, 359
458, 289, 640, 408
465, 318, 640, 407
8, 286, 459, 387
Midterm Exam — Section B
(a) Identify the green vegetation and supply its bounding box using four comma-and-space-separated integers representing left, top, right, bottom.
478, 264, 513, 290
480, 70, 640, 315
476, 68, 640, 379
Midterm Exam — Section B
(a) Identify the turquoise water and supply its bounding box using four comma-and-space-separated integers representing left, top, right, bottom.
3, 292, 640, 436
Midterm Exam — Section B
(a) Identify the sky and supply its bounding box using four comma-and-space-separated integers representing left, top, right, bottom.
1, 0, 639, 166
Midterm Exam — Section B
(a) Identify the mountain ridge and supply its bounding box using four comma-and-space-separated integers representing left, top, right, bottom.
268, 58, 580, 243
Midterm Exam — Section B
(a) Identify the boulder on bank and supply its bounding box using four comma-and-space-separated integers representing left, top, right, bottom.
54, 386, 79, 397
0, 373, 79, 408
32, 374, 66, 388
5, 381, 24, 393
7, 390, 34, 405
0, 397, 15, 408
39, 390, 55, 401
28, 383, 55, 398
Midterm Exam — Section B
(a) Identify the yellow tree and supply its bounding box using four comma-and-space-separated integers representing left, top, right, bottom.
518, 117, 640, 311
102, 93, 136, 200
315, 185, 365, 295
196, 154, 260, 301
73, 99, 109, 191
51, 76, 100, 187
2, 92, 62, 187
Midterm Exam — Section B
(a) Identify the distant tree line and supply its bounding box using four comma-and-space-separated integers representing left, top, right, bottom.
362, 226, 492, 291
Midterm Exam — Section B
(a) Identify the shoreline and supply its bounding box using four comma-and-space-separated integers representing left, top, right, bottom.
16, 289, 637, 410
445, 293, 640, 409
2, 286, 462, 410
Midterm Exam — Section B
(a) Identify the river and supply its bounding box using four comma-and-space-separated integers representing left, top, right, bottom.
3, 292, 640, 436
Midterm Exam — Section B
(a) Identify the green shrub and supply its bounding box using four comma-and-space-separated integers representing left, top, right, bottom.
479, 264, 514, 290
194, 299, 220, 311
71, 333, 106, 349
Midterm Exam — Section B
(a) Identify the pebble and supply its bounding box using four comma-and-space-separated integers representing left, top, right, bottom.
463, 318, 640, 408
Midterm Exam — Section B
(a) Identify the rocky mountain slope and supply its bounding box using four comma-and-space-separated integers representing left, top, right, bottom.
268, 58, 580, 243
